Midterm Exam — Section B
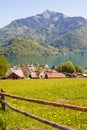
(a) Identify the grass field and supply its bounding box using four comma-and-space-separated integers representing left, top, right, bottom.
0, 78, 87, 130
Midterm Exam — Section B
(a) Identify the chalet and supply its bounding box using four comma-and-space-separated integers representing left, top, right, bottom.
29, 72, 38, 79
6, 69, 25, 79
45, 72, 65, 79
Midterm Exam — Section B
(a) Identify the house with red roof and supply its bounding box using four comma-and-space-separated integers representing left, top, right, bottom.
45, 72, 65, 79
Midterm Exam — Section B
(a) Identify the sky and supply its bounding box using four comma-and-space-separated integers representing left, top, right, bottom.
0, 0, 87, 28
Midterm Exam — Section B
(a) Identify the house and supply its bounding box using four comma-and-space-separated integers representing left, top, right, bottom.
71, 72, 81, 78
82, 73, 87, 77
64, 73, 72, 78
75, 73, 87, 78
6, 69, 25, 79
45, 72, 65, 79
27, 64, 36, 72
39, 72, 45, 79
29, 72, 38, 79
71, 72, 87, 78
74, 73, 83, 78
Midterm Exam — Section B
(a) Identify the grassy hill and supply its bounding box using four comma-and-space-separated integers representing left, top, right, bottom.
0, 78, 87, 130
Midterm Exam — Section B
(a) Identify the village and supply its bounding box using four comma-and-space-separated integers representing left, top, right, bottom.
5, 63, 87, 80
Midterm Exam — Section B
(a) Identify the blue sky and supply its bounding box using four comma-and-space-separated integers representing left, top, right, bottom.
0, 0, 87, 28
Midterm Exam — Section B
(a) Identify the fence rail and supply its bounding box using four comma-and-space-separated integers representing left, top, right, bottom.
0, 98, 72, 130
0, 91, 87, 112
1, 89, 87, 130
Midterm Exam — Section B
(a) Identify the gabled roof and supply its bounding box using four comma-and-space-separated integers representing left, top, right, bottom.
46, 72, 65, 78
6, 69, 25, 78
82, 73, 87, 77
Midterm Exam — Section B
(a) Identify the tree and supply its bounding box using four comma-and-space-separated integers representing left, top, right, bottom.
21, 64, 29, 78
74, 65, 83, 73
0, 55, 9, 77
36, 65, 44, 76
57, 61, 83, 73
57, 61, 75, 73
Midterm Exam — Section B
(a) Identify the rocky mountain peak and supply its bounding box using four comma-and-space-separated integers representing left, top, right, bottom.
42, 10, 64, 20
43, 10, 53, 19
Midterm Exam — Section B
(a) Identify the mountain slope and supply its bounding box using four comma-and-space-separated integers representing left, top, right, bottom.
0, 10, 87, 56
0, 10, 87, 45
0, 37, 58, 56
50, 26, 87, 55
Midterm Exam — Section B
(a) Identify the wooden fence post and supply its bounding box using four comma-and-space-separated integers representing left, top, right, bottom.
1, 89, 6, 111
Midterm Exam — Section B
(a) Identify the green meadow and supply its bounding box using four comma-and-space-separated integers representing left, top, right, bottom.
0, 78, 87, 130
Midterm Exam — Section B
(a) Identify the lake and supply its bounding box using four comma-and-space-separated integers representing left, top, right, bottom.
7, 54, 87, 68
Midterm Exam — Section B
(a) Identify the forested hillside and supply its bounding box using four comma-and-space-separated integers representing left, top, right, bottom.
0, 37, 58, 56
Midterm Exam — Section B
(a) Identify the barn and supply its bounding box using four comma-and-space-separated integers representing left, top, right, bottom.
6, 69, 25, 79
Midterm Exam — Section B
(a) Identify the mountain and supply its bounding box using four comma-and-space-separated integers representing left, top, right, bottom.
50, 26, 87, 55
0, 10, 87, 56
0, 37, 58, 56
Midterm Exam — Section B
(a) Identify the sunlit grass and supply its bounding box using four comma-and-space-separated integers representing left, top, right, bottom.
0, 78, 87, 129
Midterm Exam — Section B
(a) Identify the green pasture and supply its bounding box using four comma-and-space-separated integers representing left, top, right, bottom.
0, 78, 87, 130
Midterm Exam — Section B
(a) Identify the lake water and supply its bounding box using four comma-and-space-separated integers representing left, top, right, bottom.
7, 54, 87, 68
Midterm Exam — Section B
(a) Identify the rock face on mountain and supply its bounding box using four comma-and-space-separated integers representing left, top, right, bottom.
0, 10, 87, 56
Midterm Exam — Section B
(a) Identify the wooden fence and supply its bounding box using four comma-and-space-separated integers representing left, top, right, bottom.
0, 89, 87, 130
